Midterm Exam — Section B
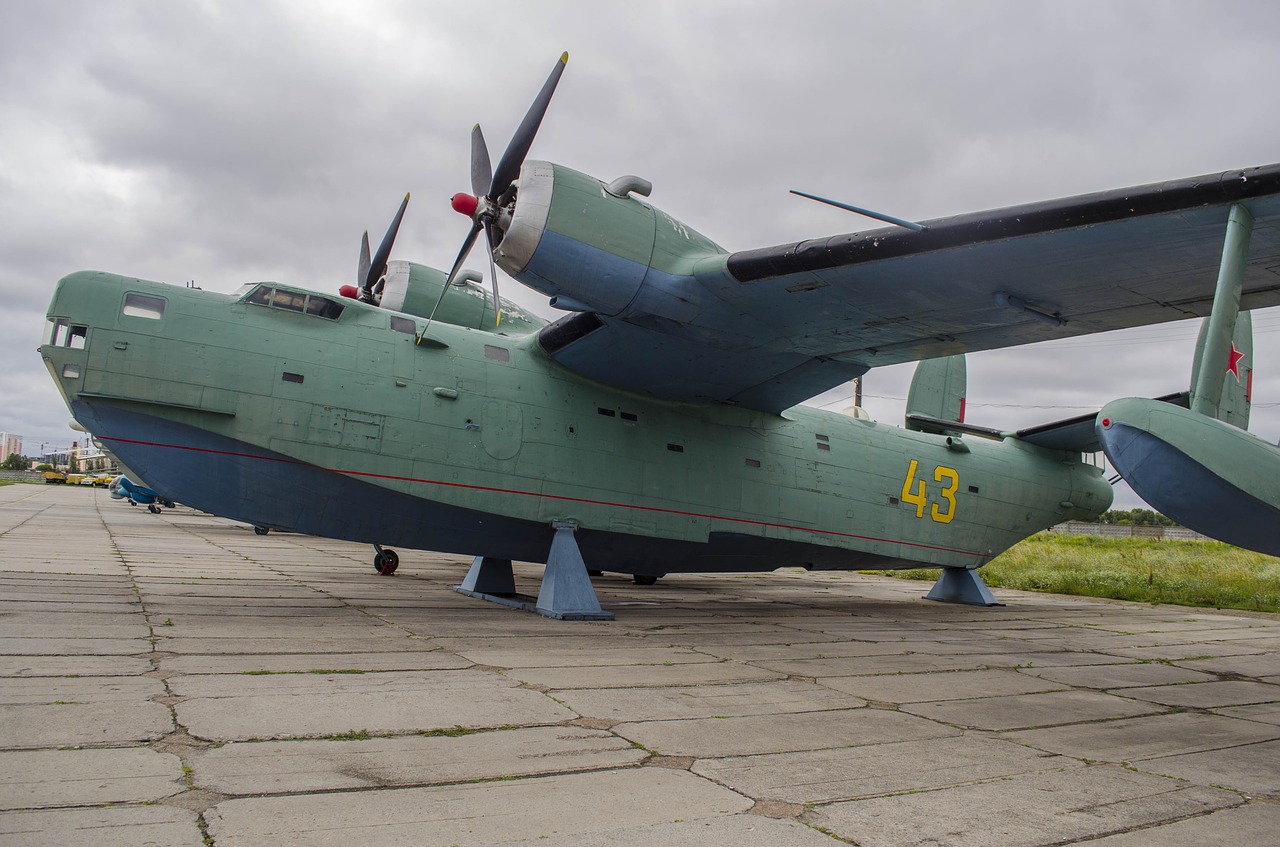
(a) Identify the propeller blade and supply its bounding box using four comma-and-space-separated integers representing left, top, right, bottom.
417, 276, 455, 345
365, 193, 411, 294
445, 219, 483, 285
417, 221, 481, 345
488, 51, 568, 200
483, 220, 502, 326
470, 124, 492, 199
357, 231, 371, 290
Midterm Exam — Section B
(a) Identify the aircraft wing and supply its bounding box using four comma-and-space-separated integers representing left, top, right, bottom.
535, 164, 1280, 413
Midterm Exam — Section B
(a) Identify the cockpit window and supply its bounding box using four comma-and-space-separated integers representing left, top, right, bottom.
242, 284, 344, 320
245, 285, 272, 306
272, 288, 307, 313
122, 293, 166, 320
45, 318, 90, 348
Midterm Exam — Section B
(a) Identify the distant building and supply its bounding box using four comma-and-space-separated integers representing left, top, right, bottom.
0, 432, 22, 461
70, 439, 113, 473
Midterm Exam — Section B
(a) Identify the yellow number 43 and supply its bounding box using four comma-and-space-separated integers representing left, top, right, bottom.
901, 459, 959, 524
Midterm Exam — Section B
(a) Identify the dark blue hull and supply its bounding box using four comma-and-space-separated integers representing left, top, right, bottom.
72, 400, 918, 575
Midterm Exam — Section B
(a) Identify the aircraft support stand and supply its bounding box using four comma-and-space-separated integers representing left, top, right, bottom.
453, 521, 614, 621
924, 567, 1003, 606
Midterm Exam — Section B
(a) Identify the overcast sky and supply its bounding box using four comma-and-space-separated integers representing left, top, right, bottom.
3, 0, 1279, 510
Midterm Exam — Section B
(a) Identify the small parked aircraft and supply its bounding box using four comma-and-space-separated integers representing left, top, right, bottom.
108, 475, 175, 513
39, 54, 1280, 618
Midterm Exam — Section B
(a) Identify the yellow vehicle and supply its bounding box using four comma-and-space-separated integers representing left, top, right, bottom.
42, 470, 66, 484
66, 473, 87, 486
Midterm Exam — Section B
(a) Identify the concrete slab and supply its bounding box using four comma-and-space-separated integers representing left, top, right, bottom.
1139, 737, 1280, 794
900, 689, 1168, 731
0, 637, 151, 656
615, 708, 955, 758
1020, 661, 1217, 689
172, 669, 575, 740
1005, 711, 1280, 762
553, 679, 865, 722
195, 725, 644, 794
1181, 652, 1280, 677
531, 815, 846, 846
0, 806, 204, 846
0, 748, 183, 809
805, 767, 1240, 847
505, 660, 783, 690
454, 646, 714, 668
0, 676, 163, 704
160, 650, 472, 675
1080, 802, 1280, 846
205, 768, 752, 846
693, 735, 1074, 804
0, 701, 173, 749
1118, 679, 1280, 708
818, 668, 1068, 703
1217, 700, 1280, 725
0, 655, 152, 677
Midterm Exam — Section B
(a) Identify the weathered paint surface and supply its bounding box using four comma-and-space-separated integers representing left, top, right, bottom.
41, 271, 1109, 576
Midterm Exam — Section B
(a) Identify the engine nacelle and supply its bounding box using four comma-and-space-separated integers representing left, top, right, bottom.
379, 261, 542, 333
493, 161, 722, 322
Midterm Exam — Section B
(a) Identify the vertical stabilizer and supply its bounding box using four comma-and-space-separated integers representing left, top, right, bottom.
905, 354, 966, 430
1190, 311, 1253, 430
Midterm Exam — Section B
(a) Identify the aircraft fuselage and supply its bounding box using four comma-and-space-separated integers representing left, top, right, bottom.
41, 271, 1110, 576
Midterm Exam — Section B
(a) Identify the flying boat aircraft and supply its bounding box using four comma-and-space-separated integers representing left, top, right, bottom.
39, 54, 1280, 619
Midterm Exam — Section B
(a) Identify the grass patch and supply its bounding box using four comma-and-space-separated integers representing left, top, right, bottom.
323, 729, 372, 741
880, 534, 1280, 613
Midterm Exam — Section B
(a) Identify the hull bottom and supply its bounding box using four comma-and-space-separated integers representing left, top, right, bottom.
73, 400, 933, 576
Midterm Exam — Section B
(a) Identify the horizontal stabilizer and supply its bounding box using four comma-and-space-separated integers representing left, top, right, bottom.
1015, 392, 1188, 453
904, 414, 1003, 441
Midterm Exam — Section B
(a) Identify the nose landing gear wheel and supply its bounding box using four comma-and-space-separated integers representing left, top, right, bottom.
374, 548, 399, 576
253, 526, 270, 536
147, 504, 162, 514
632, 574, 658, 585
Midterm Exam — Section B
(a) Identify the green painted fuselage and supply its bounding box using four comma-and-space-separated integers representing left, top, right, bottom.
41, 269, 1110, 575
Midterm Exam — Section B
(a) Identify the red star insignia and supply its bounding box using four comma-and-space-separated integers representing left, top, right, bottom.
1227, 342, 1246, 382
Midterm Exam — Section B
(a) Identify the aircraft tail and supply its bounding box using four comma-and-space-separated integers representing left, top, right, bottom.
1190, 311, 1252, 430
905, 355, 966, 430
1098, 204, 1280, 555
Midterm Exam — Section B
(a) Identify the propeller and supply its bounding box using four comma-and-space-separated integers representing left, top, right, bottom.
437, 52, 569, 329
355, 193, 410, 304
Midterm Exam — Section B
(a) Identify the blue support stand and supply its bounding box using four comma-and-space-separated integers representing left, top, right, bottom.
535, 522, 613, 620
453, 522, 614, 621
924, 567, 1003, 606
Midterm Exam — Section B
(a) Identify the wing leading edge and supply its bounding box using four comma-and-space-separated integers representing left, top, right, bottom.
537, 164, 1280, 413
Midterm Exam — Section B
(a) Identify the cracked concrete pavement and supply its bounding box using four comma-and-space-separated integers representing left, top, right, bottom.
2, 484, 1279, 845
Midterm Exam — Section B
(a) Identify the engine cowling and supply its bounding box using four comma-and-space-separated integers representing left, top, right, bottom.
379, 261, 542, 333
493, 161, 722, 323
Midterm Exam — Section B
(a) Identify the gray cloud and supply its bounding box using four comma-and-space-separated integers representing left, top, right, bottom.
3, 0, 1278, 509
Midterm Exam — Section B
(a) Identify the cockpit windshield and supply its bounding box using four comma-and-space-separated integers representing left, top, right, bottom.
242, 284, 344, 320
